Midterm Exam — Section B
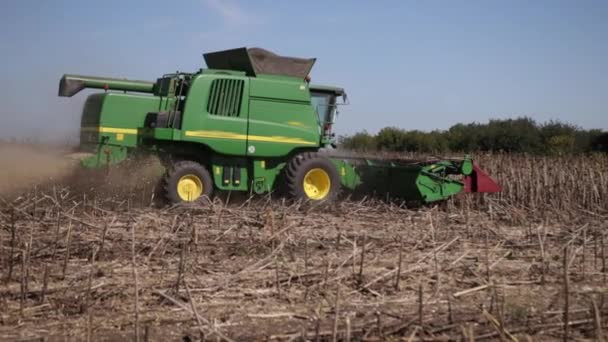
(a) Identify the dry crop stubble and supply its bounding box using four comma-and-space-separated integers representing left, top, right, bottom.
0, 149, 607, 341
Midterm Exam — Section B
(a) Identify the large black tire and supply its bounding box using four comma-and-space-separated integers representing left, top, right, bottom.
163, 160, 213, 204
284, 152, 341, 202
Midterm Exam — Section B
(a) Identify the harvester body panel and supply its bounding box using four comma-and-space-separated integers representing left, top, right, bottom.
180, 73, 251, 156
246, 76, 320, 156
81, 93, 166, 147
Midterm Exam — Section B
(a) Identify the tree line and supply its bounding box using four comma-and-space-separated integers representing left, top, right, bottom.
339, 117, 608, 154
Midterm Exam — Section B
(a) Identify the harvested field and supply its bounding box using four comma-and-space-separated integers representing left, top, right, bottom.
1, 152, 608, 341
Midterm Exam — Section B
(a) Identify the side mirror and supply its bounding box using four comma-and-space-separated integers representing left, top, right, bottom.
341, 92, 350, 105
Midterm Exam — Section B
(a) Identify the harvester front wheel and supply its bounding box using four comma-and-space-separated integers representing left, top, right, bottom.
163, 161, 213, 204
285, 153, 340, 202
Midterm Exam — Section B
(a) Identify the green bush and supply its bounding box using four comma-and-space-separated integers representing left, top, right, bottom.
338, 117, 606, 155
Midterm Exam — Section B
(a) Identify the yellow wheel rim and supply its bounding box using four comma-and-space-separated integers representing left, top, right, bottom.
303, 168, 331, 200
177, 174, 203, 201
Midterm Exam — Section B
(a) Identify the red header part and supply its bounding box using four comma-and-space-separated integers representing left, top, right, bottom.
464, 164, 502, 193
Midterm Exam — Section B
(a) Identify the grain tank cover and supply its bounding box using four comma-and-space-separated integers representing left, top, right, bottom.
203, 47, 316, 79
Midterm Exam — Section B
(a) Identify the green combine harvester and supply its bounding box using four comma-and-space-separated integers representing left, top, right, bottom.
59, 47, 500, 204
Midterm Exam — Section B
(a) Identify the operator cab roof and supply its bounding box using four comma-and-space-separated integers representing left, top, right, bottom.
309, 84, 345, 96
203, 47, 316, 79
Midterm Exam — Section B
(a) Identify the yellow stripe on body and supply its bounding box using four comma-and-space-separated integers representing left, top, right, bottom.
81, 127, 317, 146
100, 127, 138, 134
184, 130, 317, 145
81, 126, 138, 135
247, 134, 317, 145
185, 130, 248, 140
286, 121, 309, 128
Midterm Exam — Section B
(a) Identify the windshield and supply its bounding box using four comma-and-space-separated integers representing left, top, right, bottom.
310, 91, 336, 124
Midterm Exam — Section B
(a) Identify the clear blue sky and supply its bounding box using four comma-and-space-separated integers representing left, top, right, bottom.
0, 0, 606, 141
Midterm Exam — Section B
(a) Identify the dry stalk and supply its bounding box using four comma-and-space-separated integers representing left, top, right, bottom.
19, 249, 26, 316
482, 309, 517, 342
274, 256, 281, 297
394, 239, 403, 291
602, 232, 606, 284
563, 246, 569, 342
131, 223, 140, 342
24, 224, 33, 296
61, 220, 73, 279
418, 282, 423, 326
304, 238, 309, 273
332, 284, 340, 342
429, 211, 440, 292
537, 225, 546, 285
375, 311, 383, 338
447, 295, 453, 324
41, 211, 63, 303
406, 326, 419, 342
358, 234, 367, 284
336, 228, 341, 250
484, 230, 491, 283
582, 227, 587, 280
315, 314, 321, 342
98, 219, 110, 261
323, 258, 330, 290
86, 309, 93, 342
175, 240, 187, 295
460, 323, 474, 342
5, 208, 17, 284
82, 247, 97, 314
185, 280, 205, 339
351, 235, 357, 276
154, 289, 235, 342
345, 314, 351, 342
357, 236, 459, 293
189, 214, 197, 246
591, 296, 604, 342
595, 229, 599, 270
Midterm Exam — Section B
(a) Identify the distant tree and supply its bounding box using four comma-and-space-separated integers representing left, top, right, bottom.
337, 117, 605, 155
482, 117, 542, 153
546, 135, 576, 155
399, 130, 421, 152
577, 129, 604, 153
376, 127, 404, 151
592, 132, 608, 153
428, 130, 450, 153
399, 130, 449, 153
539, 120, 578, 154
446, 123, 482, 151
540, 120, 577, 139
339, 130, 376, 151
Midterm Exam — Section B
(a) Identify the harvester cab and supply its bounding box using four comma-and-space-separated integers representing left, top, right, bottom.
58, 47, 501, 204
309, 85, 347, 148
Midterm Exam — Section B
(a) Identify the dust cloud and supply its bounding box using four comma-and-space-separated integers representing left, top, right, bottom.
0, 142, 166, 206
0, 143, 77, 195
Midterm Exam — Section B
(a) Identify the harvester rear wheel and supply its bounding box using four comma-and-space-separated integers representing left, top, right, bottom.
285, 153, 340, 201
163, 161, 213, 204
